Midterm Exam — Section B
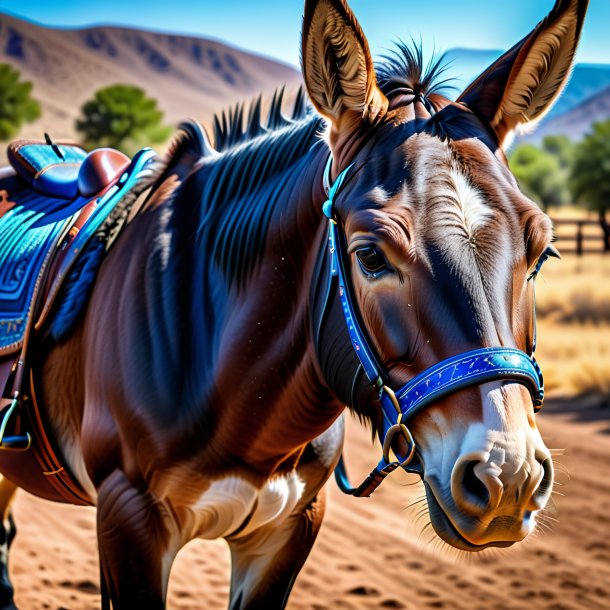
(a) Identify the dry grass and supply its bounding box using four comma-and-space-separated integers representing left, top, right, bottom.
536, 256, 610, 323
535, 254, 610, 399
536, 322, 610, 398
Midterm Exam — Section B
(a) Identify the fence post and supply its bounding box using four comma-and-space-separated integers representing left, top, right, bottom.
551, 217, 608, 255
576, 221, 583, 256
601, 218, 610, 252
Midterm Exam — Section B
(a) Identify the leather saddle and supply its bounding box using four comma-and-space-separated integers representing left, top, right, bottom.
0, 137, 157, 505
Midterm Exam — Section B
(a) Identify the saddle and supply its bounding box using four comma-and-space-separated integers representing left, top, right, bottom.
0, 137, 157, 505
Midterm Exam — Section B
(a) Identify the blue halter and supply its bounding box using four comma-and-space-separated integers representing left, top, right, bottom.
322, 157, 544, 497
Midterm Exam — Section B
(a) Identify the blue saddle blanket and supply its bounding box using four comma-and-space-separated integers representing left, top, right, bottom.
0, 186, 82, 353
0, 147, 157, 355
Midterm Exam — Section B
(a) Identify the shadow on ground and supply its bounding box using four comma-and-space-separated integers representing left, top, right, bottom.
546, 394, 610, 433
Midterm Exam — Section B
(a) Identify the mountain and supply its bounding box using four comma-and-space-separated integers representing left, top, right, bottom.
0, 13, 301, 149
547, 64, 610, 119
522, 85, 610, 143
1, 13, 609, 151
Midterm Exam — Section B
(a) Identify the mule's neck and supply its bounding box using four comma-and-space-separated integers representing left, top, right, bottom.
155, 120, 346, 472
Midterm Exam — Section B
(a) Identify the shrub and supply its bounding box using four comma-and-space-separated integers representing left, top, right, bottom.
0, 63, 41, 141
510, 144, 570, 210
75, 84, 171, 155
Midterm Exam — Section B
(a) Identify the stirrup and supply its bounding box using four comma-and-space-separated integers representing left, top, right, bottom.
0, 396, 32, 452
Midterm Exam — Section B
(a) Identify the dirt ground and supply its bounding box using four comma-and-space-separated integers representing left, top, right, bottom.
7, 397, 610, 610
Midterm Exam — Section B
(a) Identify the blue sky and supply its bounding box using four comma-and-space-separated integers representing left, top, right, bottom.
2, 0, 609, 68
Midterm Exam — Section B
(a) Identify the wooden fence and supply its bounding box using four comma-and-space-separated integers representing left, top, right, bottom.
551, 218, 610, 255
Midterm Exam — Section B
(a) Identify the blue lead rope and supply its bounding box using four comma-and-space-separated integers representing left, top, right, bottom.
322, 156, 545, 497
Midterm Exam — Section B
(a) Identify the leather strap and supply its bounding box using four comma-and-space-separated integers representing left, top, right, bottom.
0, 357, 15, 398
27, 368, 92, 505
0, 147, 157, 505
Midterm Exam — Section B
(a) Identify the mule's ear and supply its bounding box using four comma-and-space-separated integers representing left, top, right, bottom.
458, 0, 588, 148
301, 0, 388, 128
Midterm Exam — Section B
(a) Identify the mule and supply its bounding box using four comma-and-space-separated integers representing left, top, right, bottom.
0, 0, 588, 607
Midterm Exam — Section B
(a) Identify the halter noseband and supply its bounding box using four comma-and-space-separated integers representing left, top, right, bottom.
321, 156, 544, 497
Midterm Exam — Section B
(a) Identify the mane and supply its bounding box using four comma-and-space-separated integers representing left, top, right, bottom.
164, 94, 324, 290
212, 85, 310, 152
376, 41, 456, 104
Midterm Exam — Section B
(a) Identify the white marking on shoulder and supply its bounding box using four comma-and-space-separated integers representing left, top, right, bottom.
451, 169, 493, 235
192, 472, 305, 540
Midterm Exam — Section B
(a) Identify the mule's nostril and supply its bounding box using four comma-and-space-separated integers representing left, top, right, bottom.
531, 457, 554, 510
462, 461, 490, 507
451, 457, 503, 516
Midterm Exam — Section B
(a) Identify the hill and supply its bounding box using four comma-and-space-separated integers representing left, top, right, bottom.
0, 13, 301, 147
1, 14, 609, 151
523, 84, 610, 143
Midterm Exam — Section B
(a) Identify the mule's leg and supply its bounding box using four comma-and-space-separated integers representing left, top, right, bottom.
0, 476, 17, 610
228, 488, 326, 610
96, 469, 178, 610
227, 417, 344, 610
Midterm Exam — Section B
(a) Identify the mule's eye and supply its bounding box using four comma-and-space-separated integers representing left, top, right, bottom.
356, 246, 391, 279
528, 245, 560, 281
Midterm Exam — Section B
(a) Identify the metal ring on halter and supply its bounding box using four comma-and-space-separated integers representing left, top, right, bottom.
380, 386, 416, 467
382, 424, 416, 467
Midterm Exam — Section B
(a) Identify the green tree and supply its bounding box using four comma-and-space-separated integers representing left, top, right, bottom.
570, 120, 610, 250
509, 143, 570, 211
76, 84, 171, 156
0, 63, 41, 141
542, 135, 575, 171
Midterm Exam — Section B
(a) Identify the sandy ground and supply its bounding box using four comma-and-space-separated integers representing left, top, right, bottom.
6, 398, 610, 610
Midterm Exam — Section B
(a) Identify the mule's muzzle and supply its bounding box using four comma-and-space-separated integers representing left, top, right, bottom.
422, 447, 554, 551
424, 481, 516, 551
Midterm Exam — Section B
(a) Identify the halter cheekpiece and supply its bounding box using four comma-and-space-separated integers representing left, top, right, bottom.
321, 155, 544, 497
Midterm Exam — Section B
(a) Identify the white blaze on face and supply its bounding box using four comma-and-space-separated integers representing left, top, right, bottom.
408, 137, 495, 248
456, 382, 535, 468
450, 168, 494, 237
422, 149, 516, 344
426, 164, 493, 238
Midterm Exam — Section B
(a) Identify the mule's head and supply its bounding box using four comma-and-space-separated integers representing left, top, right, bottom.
303, 0, 588, 550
